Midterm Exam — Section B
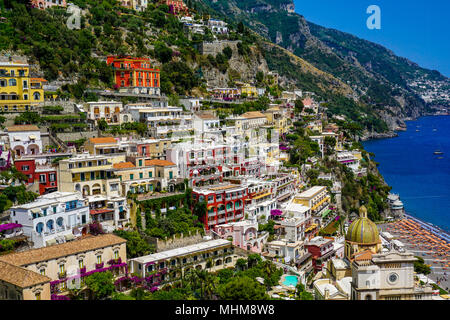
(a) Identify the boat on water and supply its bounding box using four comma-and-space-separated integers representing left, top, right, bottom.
438, 157, 444, 159
434, 150, 444, 155
416, 129, 420, 132
433, 128, 437, 131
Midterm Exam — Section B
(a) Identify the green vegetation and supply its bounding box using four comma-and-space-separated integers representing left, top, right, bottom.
113, 230, 154, 259
84, 271, 115, 300
414, 256, 431, 275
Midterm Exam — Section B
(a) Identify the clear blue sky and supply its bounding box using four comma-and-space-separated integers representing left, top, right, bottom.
293, 0, 450, 77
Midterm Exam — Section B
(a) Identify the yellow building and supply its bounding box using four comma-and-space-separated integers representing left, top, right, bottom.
57, 153, 126, 197
264, 106, 290, 135
239, 83, 257, 98
0, 234, 127, 299
0, 61, 45, 112
293, 186, 330, 216
0, 260, 51, 300
113, 158, 181, 195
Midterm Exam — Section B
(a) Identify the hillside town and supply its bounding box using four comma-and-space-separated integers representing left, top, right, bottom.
0, 0, 449, 302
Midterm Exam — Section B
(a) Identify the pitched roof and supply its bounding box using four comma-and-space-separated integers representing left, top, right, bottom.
7, 125, 40, 132
195, 113, 218, 120
89, 137, 117, 144
353, 250, 373, 261
0, 234, 126, 267
113, 162, 135, 169
0, 260, 51, 288
241, 111, 266, 119
145, 159, 176, 167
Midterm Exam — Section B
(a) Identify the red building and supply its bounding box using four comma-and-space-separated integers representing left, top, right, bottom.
192, 183, 248, 230
14, 159, 57, 195
162, 0, 189, 16
305, 236, 335, 272
106, 56, 160, 96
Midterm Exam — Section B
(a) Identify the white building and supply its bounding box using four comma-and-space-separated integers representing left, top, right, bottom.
193, 112, 221, 134
7, 125, 42, 157
84, 101, 131, 125
207, 19, 228, 34
8, 192, 90, 248
86, 194, 129, 232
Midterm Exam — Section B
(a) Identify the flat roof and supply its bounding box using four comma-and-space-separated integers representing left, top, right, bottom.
131, 239, 231, 264
297, 186, 326, 199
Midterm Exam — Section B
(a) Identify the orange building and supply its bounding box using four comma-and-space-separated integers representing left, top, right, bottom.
106, 56, 160, 96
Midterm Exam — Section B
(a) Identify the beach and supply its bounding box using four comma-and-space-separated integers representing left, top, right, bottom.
378, 216, 450, 292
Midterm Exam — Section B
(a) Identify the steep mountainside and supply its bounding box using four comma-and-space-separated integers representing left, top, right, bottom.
201, 0, 449, 116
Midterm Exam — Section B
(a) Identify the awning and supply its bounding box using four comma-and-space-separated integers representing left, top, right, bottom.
322, 209, 332, 218
29, 135, 37, 140
64, 234, 75, 241
90, 208, 114, 215
0, 223, 22, 232
46, 239, 57, 246
31, 208, 41, 213
252, 192, 271, 200
305, 223, 318, 233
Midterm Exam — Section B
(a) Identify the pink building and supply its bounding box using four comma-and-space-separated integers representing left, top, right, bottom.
30, 0, 67, 10
213, 220, 269, 253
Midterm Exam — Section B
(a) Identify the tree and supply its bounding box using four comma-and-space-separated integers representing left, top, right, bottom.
154, 41, 173, 64
98, 119, 108, 131
113, 230, 152, 258
218, 276, 269, 300
414, 256, 431, 275
294, 99, 304, 113
217, 268, 234, 284
84, 271, 115, 300
247, 253, 262, 268
235, 258, 248, 271
296, 283, 313, 300
324, 136, 337, 155
222, 46, 233, 60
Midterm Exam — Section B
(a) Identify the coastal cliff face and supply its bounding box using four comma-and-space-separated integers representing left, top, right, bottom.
202, 0, 449, 118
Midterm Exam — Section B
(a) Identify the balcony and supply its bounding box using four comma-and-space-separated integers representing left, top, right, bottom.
58, 271, 67, 279
95, 262, 104, 269
79, 266, 86, 274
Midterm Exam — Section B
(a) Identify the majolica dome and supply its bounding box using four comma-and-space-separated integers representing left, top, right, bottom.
345, 206, 380, 244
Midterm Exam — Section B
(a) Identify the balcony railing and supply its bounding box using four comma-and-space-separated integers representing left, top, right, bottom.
58, 271, 67, 279
95, 262, 104, 269
79, 266, 86, 274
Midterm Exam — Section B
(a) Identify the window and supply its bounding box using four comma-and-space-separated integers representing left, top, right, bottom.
39, 174, 46, 183
79, 260, 84, 268
139, 172, 143, 179
49, 173, 56, 182
59, 264, 65, 273
22, 165, 29, 171
35, 292, 41, 300
40, 269, 45, 276
130, 174, 134, 180
149, 171, 152, 178
97, 256, 102, 264
169, 171, 173, 179
114, 250, 119, 259
8, 79, 16, 86
139, 160, 142, 166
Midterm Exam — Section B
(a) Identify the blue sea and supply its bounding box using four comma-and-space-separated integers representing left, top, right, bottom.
363, 116, 450, 232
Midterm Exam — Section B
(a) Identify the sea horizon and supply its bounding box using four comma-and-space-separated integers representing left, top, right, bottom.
363, 115, 450, 233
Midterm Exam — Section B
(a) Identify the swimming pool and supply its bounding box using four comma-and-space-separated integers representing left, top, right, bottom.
282, 275, 299, 287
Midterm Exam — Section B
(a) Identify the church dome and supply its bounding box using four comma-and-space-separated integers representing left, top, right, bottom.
345, 206, 380, 244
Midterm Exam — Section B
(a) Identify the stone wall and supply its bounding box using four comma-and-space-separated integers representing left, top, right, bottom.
56, 130, 98, 143
200, 40, 241, 57
152, 230, 205, 252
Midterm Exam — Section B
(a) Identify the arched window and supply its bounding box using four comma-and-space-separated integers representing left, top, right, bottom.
33, 92, 40, 100
36, 222, 44, 234
365, 294, 372, 300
